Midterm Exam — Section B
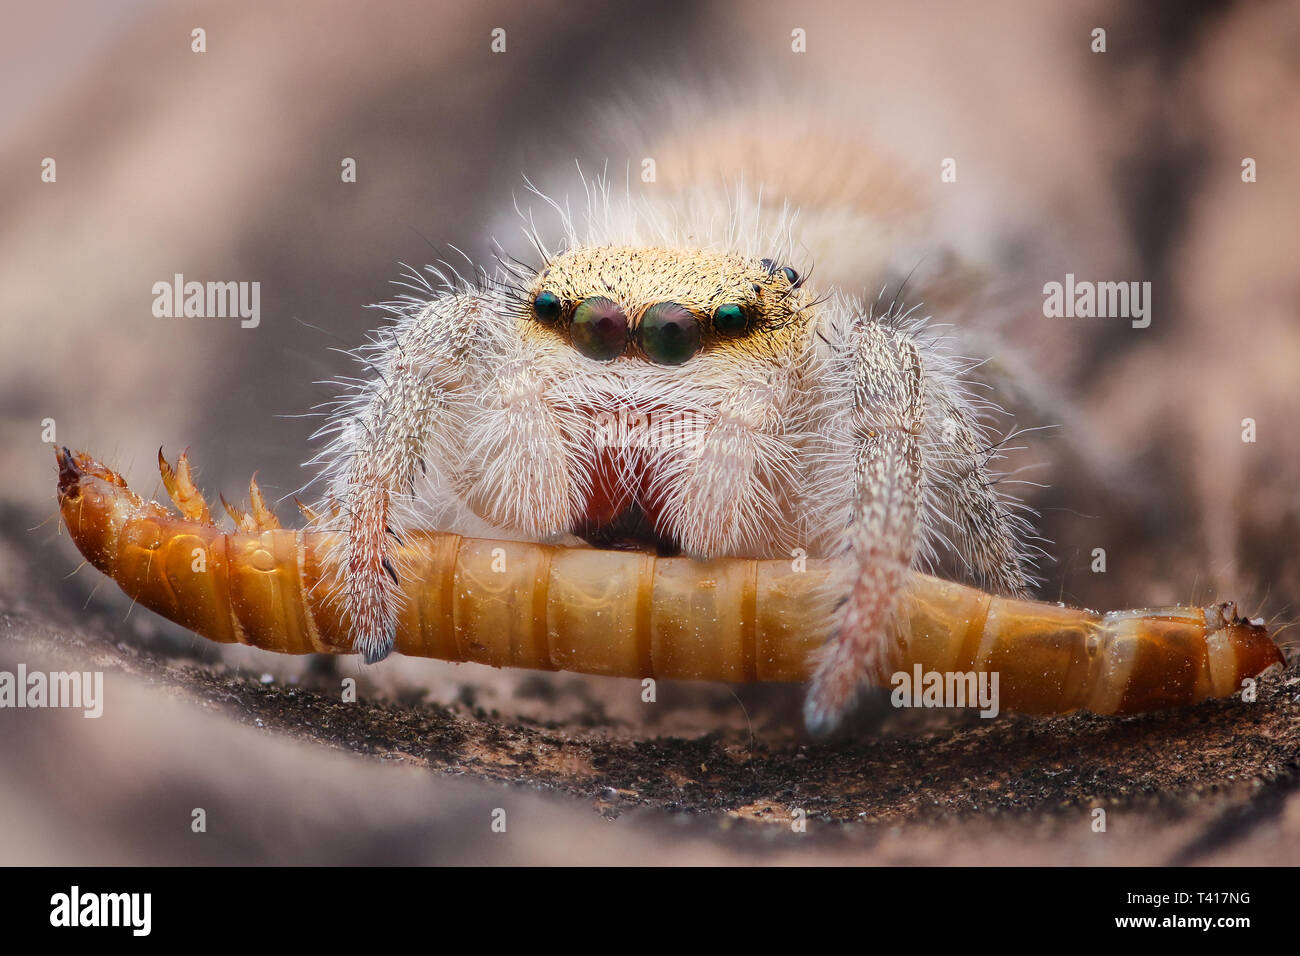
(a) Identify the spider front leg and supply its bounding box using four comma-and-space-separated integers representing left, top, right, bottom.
321, 293, 485, 663
804, 322, 924, 735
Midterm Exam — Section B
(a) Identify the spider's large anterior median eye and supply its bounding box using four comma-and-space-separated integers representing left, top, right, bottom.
712, 303, 748, 335
639, 301, 701, 365
571, 296, 629, 360
532, 291, 562, 322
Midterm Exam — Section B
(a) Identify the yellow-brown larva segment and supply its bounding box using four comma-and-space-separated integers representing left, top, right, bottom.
56, 448, 1284, 716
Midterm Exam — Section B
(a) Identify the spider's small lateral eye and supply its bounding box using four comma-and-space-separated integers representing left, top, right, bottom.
759, 257, 776, 274
713, 303, 748, 335
532, 291, 562, 323
640, 301, 701, 365
780, 266, 802, 287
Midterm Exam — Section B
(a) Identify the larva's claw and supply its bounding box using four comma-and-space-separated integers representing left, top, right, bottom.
247, 474, 280, 530
294, 497, 321, 524
220, 493, 247, 529
158, 448, 213, 525
220, 485, 279, 533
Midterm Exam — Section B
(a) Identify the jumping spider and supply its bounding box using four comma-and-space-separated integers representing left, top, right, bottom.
312, 189, 1036, 734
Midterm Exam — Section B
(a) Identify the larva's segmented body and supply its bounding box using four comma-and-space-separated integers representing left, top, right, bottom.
57, 449, 1283, 717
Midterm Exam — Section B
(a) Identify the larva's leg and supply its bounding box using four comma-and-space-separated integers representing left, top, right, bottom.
804, 323, 924, 735
322, 293, 486, 664
926, 385, 1035, 597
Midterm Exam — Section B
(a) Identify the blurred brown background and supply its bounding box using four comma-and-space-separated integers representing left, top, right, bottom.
1, 0, 1297, 865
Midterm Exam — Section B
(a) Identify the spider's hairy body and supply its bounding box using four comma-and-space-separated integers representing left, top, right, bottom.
302, 182, 1037, 731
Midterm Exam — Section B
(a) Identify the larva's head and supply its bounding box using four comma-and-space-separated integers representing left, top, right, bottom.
519, 245, 813, 366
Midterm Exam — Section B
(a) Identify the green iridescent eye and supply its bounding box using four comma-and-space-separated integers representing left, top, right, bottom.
713, 303, 747, 335
780, 266, 801, 287
639, 301, 701, 365
533, 291, 562, 322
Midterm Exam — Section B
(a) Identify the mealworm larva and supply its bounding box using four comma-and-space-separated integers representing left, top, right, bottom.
56, 448, 1283, 717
